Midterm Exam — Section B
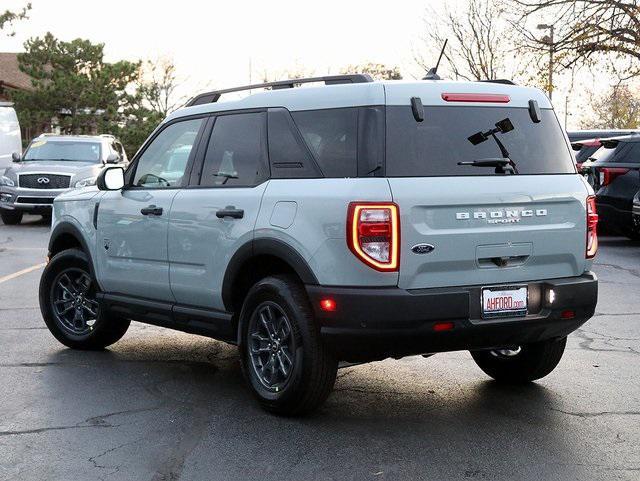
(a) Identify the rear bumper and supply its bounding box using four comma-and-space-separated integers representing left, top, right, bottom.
306, 273, 598, 362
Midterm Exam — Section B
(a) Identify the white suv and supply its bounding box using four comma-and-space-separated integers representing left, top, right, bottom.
39, 75, 598, 415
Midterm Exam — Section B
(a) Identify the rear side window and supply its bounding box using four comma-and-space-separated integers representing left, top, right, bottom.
291, 108, 358, 177
200, 112, 266, 187
386, 106, 575, 176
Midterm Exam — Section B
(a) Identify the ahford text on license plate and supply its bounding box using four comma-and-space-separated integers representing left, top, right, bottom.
482, 286, 528, 319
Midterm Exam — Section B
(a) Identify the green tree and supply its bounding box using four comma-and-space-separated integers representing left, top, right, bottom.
12, 33, 139, 135
0, 2, 30, 36
10, 33, 173, 154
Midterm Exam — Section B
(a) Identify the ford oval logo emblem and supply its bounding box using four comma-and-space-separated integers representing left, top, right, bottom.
411, 243, 435, 255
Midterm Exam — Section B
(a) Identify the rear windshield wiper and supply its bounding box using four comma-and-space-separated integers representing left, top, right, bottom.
466, 118, 519, 174
458, 158, 515, 174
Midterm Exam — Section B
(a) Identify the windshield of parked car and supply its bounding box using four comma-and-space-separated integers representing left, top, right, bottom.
23, 139, 102, 162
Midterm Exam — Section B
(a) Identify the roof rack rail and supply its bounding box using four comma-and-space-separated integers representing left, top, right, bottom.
185, 74, 374, 107
479, 79, 516, 85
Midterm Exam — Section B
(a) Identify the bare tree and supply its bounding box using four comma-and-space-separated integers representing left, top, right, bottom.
512, 0, 640, 75
137, 58, 183, 117
415, 0, 525, 81
340, 62, 402, 80
582, 84, 640, 128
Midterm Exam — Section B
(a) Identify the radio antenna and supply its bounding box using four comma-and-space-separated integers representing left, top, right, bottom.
423, 39, 448, 80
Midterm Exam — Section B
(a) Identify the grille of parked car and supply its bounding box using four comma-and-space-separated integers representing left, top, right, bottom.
18, 174, 71, 189
15, 197, 55, 204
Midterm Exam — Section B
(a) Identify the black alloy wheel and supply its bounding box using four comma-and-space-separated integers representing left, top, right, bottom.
248, 301, 296, 392
50, 267, 100, 336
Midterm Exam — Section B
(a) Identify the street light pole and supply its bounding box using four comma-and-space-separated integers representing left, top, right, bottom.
537, 23, 555, 100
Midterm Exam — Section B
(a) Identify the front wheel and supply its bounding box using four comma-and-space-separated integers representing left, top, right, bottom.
239, 275, 338, 416
1, 211, 23, 225
39, 248, 130, 350
470, 337, 567, 383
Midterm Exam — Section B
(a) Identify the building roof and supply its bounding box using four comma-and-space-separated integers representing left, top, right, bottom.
0, 52, 32, 91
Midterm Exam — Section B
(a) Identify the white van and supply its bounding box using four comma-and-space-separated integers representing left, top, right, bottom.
0, 102, 22, 172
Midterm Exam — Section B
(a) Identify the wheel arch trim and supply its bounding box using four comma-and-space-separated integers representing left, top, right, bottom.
48, 221, 102, 291
221, 237, 318, 313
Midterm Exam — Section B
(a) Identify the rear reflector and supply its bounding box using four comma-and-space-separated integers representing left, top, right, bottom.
347, 202, 400, 271
442, 93, 510, 103
586, 196, 598, 259
319, 298, 337, 312
433, 322, 454, 332
561, 310, 575, 319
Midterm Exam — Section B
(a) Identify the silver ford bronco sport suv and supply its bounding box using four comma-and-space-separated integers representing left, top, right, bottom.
39, 75, 599, 415
0, 134, 127, 225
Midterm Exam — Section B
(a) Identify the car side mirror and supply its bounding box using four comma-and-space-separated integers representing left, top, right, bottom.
97, 166, 125, 191
11, 152, 21, 162
105, 153, 120, 164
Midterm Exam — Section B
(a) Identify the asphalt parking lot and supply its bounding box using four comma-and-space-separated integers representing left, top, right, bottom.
0, 215, 639, 481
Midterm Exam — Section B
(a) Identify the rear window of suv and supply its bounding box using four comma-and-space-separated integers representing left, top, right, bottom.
591, 141, 640, 164
385, 106, 575, 176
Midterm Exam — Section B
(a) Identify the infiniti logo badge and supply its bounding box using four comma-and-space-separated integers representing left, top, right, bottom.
412, 243, 435, 255
37, 177, 50, 184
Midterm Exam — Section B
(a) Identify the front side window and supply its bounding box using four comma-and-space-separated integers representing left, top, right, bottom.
199, 112, 265, 187
132, 118, 204, 188
23, 140, 102, 163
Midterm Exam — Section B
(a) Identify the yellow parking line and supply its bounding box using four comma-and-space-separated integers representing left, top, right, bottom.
0, 263, 46, 284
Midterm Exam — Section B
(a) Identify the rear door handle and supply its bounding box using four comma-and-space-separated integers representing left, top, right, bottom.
216, 206, 244, 219
141, 205, 163, 216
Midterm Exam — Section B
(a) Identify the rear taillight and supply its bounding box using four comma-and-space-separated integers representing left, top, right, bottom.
586, 195, 598, 259
599, 167, 629, 187
347, 202, 399, 271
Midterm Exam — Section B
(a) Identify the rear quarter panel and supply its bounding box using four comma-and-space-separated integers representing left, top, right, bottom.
256, 178, 398, 286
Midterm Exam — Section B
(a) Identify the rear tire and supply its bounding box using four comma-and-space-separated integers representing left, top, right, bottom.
1, 211, 23, 225
626, 216, 640, 240
470, 337, 567, 383
239, 275, 338, 416
39, 248, 130, 350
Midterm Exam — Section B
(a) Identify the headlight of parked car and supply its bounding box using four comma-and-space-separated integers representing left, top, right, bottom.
0, 175, 15, 187
75, 177, 97, 188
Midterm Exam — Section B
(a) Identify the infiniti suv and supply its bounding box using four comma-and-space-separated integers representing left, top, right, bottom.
0, 134, 127, 224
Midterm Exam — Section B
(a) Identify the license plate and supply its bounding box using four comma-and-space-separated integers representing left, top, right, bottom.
482, 286, 527, 319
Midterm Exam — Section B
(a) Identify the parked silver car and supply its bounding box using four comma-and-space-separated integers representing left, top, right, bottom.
0, 134, 127, 224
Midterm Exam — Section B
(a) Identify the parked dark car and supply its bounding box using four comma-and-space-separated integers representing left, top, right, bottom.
633, 189, 640, 236
581, 135, 640, 239
567, 129, 640, 143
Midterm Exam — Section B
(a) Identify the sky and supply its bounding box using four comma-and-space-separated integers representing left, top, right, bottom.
1, 0, 435, 89
0, 0, 618, 128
